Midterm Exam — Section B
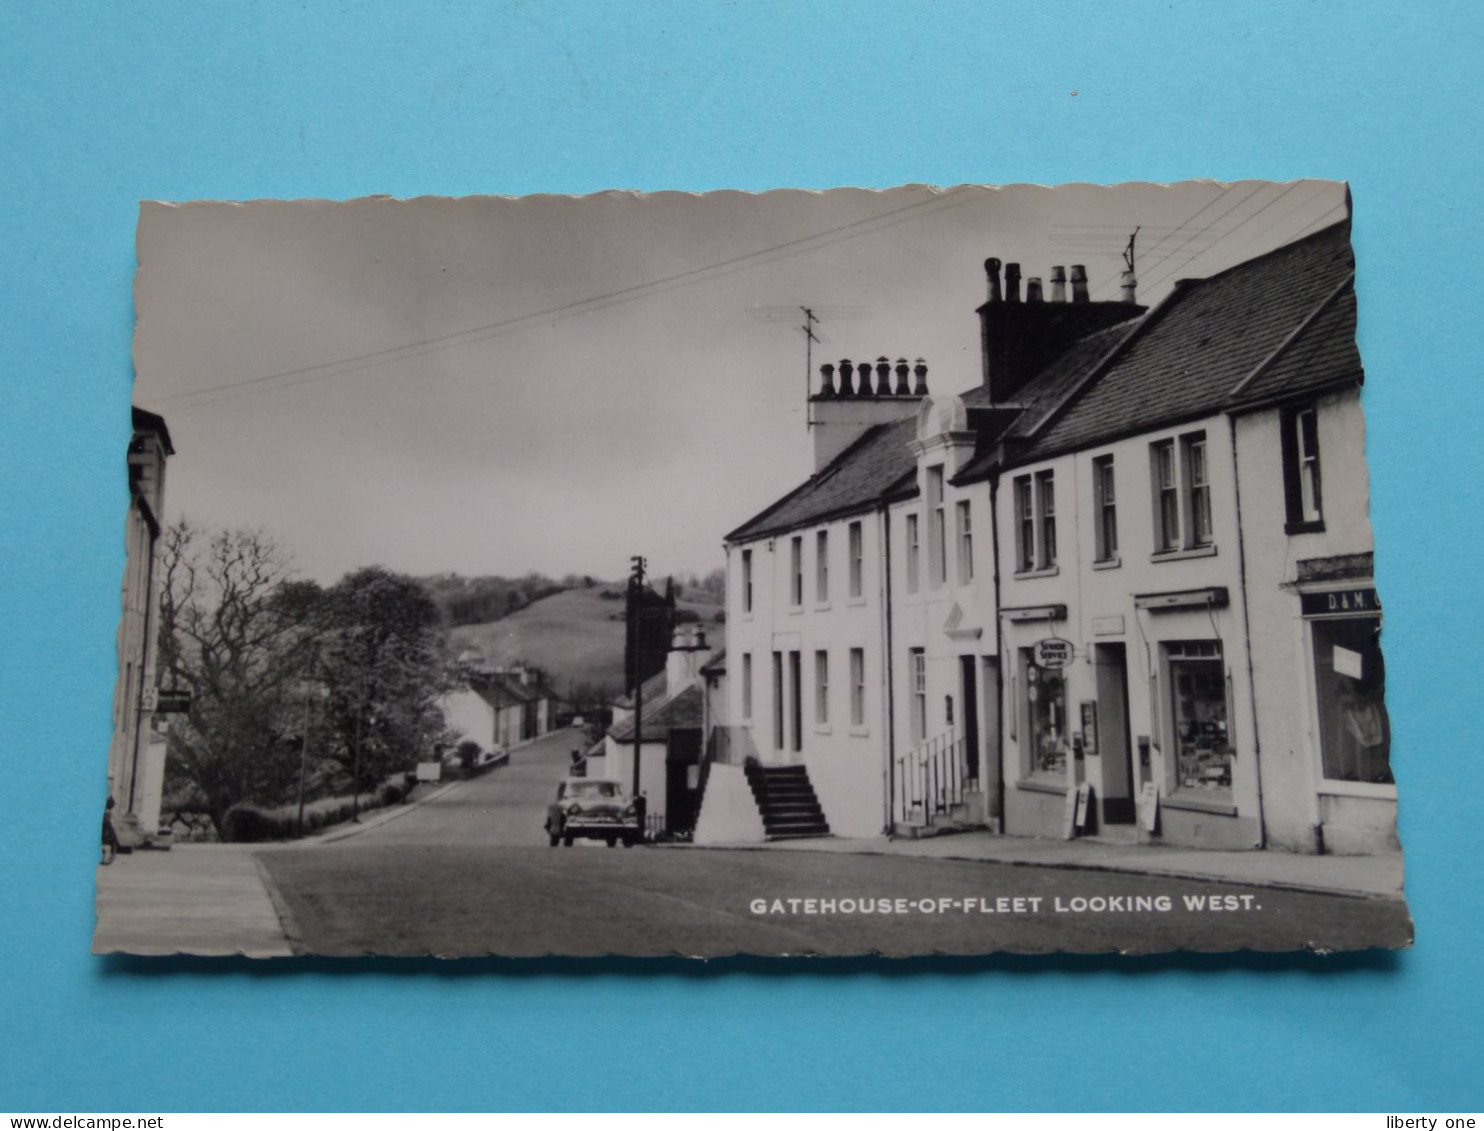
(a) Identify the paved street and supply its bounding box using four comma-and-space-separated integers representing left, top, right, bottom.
251, 729, 1412, 957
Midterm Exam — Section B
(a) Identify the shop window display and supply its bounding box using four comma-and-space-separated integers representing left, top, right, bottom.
1023, 650, 1067, 777
1312, 616, 1391, 784
1167, 640, 1231, 793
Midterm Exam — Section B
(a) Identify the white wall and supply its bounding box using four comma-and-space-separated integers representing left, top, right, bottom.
440, 688, 495, 749
994, 416, 1263, 849
1234, 390, 1395, 854
726, 509, 891, 837
889, 409, 1001, 827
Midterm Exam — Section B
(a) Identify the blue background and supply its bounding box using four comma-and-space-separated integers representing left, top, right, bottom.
2, 0, 1480, 1112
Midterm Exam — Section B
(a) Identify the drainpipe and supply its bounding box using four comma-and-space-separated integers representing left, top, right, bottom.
1227, 415, 1268, 849
880, 501, 898, 837
987, 468, 1006, 833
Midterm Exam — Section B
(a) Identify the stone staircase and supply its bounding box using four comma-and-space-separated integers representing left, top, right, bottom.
743, 762, 831, 841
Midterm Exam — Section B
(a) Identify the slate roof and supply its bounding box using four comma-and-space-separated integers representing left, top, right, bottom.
723, 223, 1356, 536
613, 669, 669, 710
132, 406, 175, 455
1018, 222, 1356, 462
1226, 284, 1360, 409
475, 671, 559, 707
953, 320, 1142, 484
609, 683, 704, 742
725, 414, 922, 543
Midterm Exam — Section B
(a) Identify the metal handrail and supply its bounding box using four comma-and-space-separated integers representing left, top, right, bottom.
894, 728, 978, 826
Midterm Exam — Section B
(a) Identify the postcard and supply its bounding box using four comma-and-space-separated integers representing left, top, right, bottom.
95, 182, 1411, 956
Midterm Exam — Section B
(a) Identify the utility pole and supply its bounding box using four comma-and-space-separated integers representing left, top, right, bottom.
295, 654, 316, 839
629, 555, 646, 809
800, 306, 819, 429
351, 667, 364, 823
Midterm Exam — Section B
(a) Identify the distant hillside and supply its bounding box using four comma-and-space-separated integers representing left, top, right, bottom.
448, 587, 724, 699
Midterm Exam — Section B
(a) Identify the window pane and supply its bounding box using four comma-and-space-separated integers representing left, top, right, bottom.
1024, 653, 1067, 777
848, 522, 863, 597
816, 530, 829, 602
1016, 476, 1034, 571
1169, 642, 1231, 794
957, 500, 973, 581
1037, 473, 1056, 568
906, 513, 920, 593
910, 648, 926, 742
1313, 616, 1391, 783
850, 648, 865, 726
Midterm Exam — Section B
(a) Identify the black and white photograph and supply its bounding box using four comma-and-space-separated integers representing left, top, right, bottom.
96, 180, 1412, 957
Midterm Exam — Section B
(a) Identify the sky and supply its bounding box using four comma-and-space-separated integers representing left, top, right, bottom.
133, 180, 1347, 586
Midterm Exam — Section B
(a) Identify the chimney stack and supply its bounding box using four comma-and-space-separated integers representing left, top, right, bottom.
1069, 264, 1090, 303
1050, 266, 1067, 303
913, 359, 929, 396
1005, 263, 1022, 303
1119, 269, 1138, 304
818, 362, 836, 397
875, 357, 891, 395
1026, 277, 1043, 303
895, 358, 911, 395
984, 257, 1003, 303
838, 358, 855, 397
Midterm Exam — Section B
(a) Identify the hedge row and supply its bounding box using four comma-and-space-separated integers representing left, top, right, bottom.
221, 778, 413, 843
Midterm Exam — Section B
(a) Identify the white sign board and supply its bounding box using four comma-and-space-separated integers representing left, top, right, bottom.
1074, 782, 1092, 830
1138, 781, 1160, 833
415, 761, 442, 783
1034, 637, 1075, 670
1333, 645, 1364, 681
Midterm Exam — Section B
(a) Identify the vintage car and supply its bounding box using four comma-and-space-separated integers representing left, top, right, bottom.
545, 777, 641, 847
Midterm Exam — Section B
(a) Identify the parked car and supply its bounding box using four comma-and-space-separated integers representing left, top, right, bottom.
545, 778, 641, 848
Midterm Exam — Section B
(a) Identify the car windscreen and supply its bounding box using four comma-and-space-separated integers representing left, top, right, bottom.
567, 781, 620, 798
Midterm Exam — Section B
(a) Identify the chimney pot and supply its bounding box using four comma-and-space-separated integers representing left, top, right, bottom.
1005, 262, 1022, 303
875, 356, 892, 395
838, 358, 855, 397
1119, 269, 1138, 304
1050, 265, 1067, 303
1026, 277, 1043, 303
984, 257, 1003, 303
913, 358, 929, 396
894, 357, 911, 396
818, 362, 836, 397
1069, 264, 1090, 303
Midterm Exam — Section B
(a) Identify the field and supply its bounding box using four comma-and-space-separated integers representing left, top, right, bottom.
448, 587, 724, 696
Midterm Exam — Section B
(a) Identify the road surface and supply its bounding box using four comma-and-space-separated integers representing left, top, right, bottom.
255, 730, 1412, 957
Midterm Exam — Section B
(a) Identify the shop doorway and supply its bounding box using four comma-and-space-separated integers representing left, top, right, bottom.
1094, 643, 1135, 824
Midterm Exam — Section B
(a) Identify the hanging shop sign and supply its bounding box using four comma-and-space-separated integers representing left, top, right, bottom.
148, 688, 192, 714
1033, 637, 1075, 669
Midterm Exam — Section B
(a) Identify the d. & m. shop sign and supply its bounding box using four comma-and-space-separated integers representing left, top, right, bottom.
1300, 588, 1381, 616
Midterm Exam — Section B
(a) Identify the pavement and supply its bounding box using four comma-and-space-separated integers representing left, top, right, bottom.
91, 736, 548, 957
93, 728, 1405, 956
681, 829, 1406, 901
93, 844, 294, 957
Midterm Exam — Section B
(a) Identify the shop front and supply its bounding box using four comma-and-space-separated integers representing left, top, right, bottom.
1299, 583, 1395, 855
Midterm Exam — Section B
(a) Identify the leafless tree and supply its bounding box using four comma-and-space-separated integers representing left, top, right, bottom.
156, 520, 322, 832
